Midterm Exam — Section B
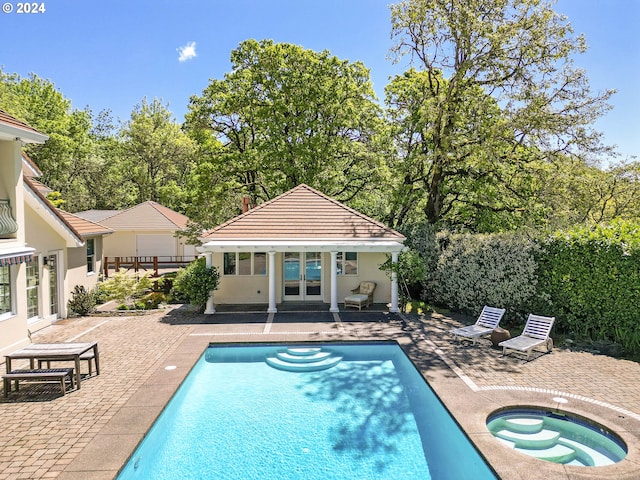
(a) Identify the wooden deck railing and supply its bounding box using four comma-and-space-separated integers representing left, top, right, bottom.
102, 256, 196, 278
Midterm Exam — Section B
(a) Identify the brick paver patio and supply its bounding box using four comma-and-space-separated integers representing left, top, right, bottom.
1, 306, 639, 479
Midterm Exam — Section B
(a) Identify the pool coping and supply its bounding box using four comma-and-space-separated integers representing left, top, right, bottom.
57, 313, 640, 480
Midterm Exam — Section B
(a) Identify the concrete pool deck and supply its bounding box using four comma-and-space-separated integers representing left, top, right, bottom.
0, 305, 639, 479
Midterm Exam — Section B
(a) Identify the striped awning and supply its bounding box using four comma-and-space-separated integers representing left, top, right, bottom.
0, 247, 35, 267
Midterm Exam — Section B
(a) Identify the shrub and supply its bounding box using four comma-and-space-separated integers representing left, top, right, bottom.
171, 258, 220, 312
67, 285, 98, 316
423, 231, 539, 320
100, 269, 152, 308
140, 292, 168, 309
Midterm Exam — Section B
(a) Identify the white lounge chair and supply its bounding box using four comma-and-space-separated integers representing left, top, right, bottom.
450, 306, 506, 345
499, 314, 555, 360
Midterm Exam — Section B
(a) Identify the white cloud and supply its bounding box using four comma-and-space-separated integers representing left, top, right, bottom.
177, 41, 197, 62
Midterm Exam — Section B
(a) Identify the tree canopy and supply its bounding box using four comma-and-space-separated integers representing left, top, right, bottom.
185, 39, 389, 225
1, 3, 636, 235
387, 0, 616, 230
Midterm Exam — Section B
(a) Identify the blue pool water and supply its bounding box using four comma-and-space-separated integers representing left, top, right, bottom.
117, 342, 497, 479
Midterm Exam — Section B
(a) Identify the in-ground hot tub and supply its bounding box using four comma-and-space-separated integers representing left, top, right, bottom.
487, 407, 627, 466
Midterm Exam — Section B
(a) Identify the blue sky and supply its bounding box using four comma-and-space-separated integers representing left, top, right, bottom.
1, 0, 638, 160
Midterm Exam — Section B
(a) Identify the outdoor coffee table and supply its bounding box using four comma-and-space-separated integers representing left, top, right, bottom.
4, 342, 99, 389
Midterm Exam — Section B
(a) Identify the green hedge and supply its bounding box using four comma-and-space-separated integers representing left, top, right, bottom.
533, 221, 640, 353
414, 220, 640, 356
422, 231, 539, 321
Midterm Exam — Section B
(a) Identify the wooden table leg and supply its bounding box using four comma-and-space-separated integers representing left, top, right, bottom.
75, 356, 81, 389
93, 345, 100, 375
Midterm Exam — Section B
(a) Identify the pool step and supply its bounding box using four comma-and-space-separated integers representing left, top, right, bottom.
274, 351, 334, 363
515, 443, 577, 464
488, 413, 626, 466
265, 347, 342, 372
494, 428, 560, 449
503, 417, 544, 434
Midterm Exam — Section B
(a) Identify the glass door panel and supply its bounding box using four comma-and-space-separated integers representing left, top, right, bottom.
305, 252, 322, 297
284, 252, 301, 297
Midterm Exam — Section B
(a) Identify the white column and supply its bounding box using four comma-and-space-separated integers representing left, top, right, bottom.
329, 251, 339, 312
389, 251, 400, 313
204, 252, 215, 314
268, 251, 277, 313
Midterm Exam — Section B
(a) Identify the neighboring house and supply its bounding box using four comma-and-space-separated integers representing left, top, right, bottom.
198, 184, 406, 313
77, 201, 196, 260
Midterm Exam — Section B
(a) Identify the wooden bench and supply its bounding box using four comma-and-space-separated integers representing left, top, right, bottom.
37, 350, 96, 376
2, 368, 75, 396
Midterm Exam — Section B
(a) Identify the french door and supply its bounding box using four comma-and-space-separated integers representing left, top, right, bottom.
283, 252, 322, 300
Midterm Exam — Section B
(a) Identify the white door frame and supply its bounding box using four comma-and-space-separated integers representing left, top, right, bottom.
283, 251, 323, 301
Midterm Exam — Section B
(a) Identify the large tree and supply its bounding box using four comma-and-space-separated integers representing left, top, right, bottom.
186, 39, 388, 222
387, 0, 615, 228
119, 98, 197, 209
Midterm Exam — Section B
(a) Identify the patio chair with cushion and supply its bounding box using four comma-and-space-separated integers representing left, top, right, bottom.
344, 281, 376, 310
450, 305, 506, 345
499, 313, 555, 360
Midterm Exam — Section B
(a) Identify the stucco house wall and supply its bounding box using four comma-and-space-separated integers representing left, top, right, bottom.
0, 111, 48, 356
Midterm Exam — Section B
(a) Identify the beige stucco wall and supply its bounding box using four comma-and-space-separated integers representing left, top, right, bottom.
22, 203, 105, 325
0, 141, 30, 356
66, 237, 103, 294
0, 264, 29, 357
24, 205, 66, 330
103, 231, 136, 257
212, 251, 392, 307
329, 252, 391, 305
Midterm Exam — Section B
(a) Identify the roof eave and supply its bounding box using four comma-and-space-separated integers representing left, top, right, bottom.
0, 125, 48, 144
199, 239, 406, 253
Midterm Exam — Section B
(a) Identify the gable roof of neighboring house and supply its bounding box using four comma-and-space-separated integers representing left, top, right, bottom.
0, 109, 48, 143
23, 176, 112, 247
88, 201, 191, 231
201, 184, 405, 242
74, 209, 120, 223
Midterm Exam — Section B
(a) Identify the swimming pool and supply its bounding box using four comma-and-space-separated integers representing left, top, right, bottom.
117, 342, 497, 479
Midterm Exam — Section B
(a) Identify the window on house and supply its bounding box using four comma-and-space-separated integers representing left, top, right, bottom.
26, 257, 39, 319
223, 252, 237, 275
86, 238, 95, 274
238, 252, 252, 275
253, 252, 267, 275
337, 252, 358, 275
223, 252, 267, 276
0, 264, 12, 316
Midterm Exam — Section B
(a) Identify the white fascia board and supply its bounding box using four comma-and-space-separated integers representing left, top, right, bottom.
199, 239, 406, 253
24, 186, 84, 247
0, 125, 48, 144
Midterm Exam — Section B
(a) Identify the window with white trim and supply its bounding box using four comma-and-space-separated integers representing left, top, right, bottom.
0, 264, 12, 316
86, 238, 95, 274
223, 252, 267, 276
337, 252, 358, 275
26, 257, 39, 319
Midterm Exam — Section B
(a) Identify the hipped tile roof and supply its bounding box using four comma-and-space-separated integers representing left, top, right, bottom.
202, 184, 405, 241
